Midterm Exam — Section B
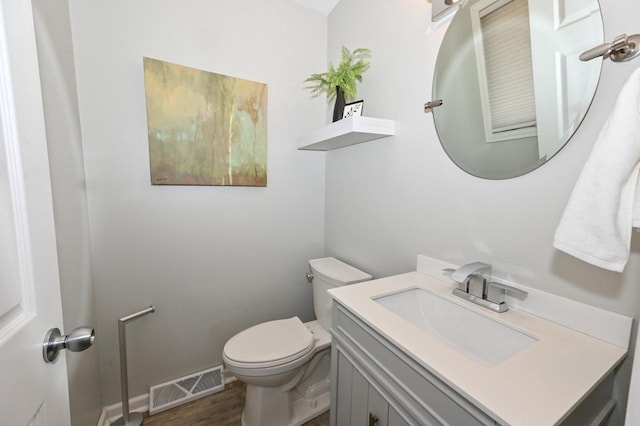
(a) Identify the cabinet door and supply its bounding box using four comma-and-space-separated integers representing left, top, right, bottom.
336, 350, 368, 426
335, 350, 351, 426
335, 349, 413, 426
351, 366, 370, 425
336, 350, 379, 426
388, 406, 410, 426
368, 386, 389, 426
368, 388, 412, 426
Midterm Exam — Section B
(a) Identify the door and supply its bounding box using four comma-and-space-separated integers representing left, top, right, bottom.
0, 0, 71, 424
528, 0, 603, 159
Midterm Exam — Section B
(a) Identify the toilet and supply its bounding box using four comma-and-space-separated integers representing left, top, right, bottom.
223, 257, 371, 426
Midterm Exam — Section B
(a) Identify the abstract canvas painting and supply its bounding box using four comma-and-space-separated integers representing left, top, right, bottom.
143, 57, 267, 186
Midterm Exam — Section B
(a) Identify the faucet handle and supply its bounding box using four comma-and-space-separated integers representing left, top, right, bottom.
487, 281, 528, 298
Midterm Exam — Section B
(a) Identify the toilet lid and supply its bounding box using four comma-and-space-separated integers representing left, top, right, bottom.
224, 317, 314, 368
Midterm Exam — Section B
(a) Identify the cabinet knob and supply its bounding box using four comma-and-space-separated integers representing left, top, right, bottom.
369, 413, 379, 426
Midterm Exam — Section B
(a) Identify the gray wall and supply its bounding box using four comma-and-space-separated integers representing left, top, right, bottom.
325, 0, 640, 423
68, 0, 327, 404
32, 0, 102, 424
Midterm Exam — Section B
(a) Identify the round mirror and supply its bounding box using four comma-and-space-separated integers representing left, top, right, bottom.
433, 0, 604, 179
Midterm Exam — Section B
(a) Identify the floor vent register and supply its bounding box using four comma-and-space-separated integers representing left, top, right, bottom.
149, 365, 225, 415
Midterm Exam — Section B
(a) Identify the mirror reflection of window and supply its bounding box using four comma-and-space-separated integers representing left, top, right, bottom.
471, 0, 537, 143
431, 0, 603, 179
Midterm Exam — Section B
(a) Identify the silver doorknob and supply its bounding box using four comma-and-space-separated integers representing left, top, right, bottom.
43, 326, 95, 363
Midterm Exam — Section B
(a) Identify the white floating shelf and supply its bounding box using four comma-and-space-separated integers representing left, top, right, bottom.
298, 116, 395, 151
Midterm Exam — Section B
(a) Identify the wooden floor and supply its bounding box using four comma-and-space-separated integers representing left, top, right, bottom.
142, 380, 330, 426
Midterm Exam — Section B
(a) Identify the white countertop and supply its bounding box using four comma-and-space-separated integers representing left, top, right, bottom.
329, 271, 628, 426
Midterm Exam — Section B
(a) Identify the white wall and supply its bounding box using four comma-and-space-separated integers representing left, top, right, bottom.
325, 0, 640, 423
68, 0, 327, 404
32, 1, 102, 424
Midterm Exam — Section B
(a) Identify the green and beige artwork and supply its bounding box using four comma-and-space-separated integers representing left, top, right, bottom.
143, 57, 267, 186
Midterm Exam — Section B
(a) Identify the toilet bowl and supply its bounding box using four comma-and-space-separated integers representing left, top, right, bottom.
223, 257, 371, 426
223, 317, 320, 387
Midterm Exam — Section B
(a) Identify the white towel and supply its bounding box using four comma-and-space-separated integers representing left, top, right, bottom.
553, 66, 640, 272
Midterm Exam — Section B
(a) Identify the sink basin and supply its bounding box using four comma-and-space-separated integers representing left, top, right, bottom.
374, 288, 537, 366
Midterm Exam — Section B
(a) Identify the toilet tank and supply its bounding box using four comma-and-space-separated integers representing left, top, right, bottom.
309, 257, 372, 331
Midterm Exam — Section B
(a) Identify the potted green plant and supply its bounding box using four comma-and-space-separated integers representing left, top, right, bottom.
304, 46, 371, 122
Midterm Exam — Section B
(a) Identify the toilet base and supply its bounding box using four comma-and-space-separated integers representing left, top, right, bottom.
240, 344, 332, 426
231, 321, 333, 426
240, 388, 330, 426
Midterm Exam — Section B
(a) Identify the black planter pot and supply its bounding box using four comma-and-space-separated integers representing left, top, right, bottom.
332, 86, 346, 122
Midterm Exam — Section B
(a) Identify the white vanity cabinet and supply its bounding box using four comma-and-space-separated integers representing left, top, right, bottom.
331, 302, 497, 426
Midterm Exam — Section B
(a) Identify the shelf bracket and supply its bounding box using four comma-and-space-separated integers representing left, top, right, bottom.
424, 99, 443, 113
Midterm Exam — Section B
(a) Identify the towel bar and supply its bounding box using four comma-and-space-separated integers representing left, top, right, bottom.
580, 33, 640, 63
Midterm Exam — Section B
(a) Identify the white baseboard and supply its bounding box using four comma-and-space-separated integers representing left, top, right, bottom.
96, 373, 238, 425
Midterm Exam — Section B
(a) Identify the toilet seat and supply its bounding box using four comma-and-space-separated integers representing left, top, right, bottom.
223, 317, 315, 369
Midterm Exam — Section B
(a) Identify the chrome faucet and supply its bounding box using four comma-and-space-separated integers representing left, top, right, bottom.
443, 262, 528, 313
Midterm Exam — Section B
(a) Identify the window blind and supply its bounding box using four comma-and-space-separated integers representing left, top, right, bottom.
480, 0, 536, 133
